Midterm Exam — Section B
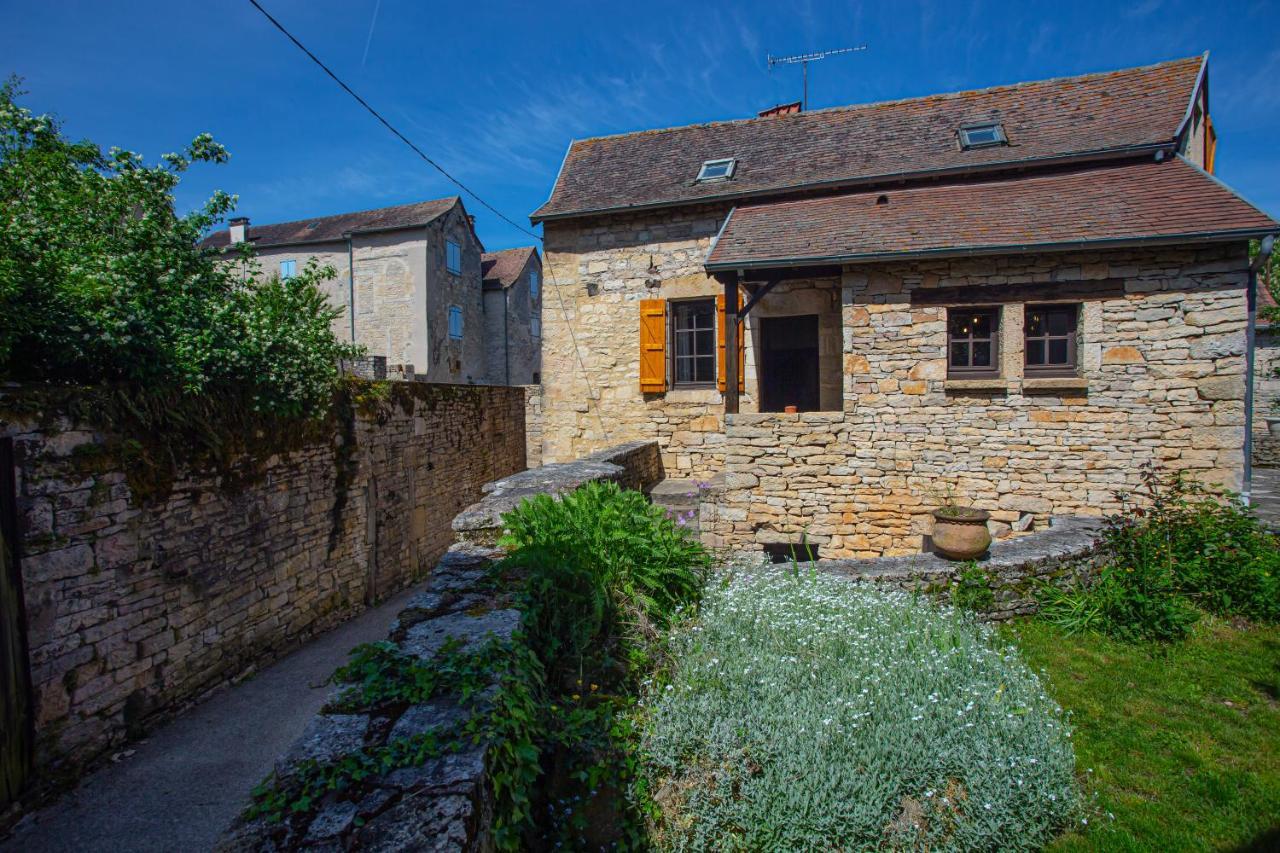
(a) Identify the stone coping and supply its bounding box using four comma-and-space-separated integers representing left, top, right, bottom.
809, 516, 1107, 620
452, 440, 661, 539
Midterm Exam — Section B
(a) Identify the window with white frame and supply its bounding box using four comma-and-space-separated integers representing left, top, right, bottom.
446, 240, 462, 274
531, 316, 541, 339
529, 269, 540, 300
696, 158, 736, 182
280, 259, 296, 279
448, 305, 463, 339
958, 123, 1007, 149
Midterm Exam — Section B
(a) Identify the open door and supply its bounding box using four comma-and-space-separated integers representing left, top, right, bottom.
759, 315, 821, 412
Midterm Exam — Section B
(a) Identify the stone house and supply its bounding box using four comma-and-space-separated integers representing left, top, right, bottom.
202, 197, 499, 385
481, 246, 543, 385
531, 54, 1279, 557
1255, 280, 1280, 467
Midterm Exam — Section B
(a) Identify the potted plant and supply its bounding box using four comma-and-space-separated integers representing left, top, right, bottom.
930, 486, 992, 560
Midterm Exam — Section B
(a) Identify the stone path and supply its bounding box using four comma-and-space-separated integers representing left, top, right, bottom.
1, 584, 424, 853
1252, 467, 1280, 532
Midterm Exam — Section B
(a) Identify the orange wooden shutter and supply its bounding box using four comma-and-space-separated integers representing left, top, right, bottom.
716, 291, 745, 393
639, 299, 667, 392
1205, 116, 1217, 174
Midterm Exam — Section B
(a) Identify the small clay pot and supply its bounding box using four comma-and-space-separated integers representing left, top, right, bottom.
784, 405, 798, 414
931, 508, 992, 560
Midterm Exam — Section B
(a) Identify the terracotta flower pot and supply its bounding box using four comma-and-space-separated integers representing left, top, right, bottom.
784, 405, 798, 414
931, 508, 992, 560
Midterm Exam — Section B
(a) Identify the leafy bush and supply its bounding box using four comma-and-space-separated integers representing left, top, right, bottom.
641, 570, 1079, 850
495, 481, 711, 847
500, 480, 710, 676
0, 80, 360, 418
1040, 466, 1279, 642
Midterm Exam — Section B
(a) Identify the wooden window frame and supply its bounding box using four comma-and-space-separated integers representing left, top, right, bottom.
947, 306, 1001, 378
669, 297, 717, 388
1023, 303, 1080, 377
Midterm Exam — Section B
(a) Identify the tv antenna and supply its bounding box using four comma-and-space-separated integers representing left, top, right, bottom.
767, 44, 867, 110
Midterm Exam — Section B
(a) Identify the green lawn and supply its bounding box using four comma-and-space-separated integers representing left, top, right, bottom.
1007, 618, 1280, 851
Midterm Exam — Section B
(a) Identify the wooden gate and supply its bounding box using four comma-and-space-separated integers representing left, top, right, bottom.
0, 436, 33, 809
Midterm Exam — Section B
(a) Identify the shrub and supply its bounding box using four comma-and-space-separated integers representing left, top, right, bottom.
499, 480, 710, 676
641, 570, 1079, 850
0, 80, 360, 418
1040, 466, 1280, 642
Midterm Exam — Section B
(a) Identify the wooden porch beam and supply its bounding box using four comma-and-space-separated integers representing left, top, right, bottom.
715, 271, 740, 414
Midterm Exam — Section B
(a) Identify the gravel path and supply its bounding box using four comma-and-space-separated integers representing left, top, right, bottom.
2, 584, 422, 853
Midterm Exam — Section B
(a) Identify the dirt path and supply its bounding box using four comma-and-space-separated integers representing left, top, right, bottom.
2, 584, 421, 853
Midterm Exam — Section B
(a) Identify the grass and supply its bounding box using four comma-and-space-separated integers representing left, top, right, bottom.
1007, 617, 1280, 851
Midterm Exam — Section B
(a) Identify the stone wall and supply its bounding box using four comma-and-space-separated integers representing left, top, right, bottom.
1254, 324, 1280, 468
814, 516, 1106, 621
0, 381, 526, 787
706, 245, 1250, 557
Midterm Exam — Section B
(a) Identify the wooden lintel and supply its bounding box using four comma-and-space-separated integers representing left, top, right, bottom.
738, 279, 779, 323
910, 278, 1127, 306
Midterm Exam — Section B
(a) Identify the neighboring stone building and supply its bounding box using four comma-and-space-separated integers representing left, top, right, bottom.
481, 246, 543, 385
531, 54, 1279, 557
201, 197, 493, 384
1255, 280, 1280, 468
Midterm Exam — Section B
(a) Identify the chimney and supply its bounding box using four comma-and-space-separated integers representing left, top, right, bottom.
229, 216, 249, 245
467, 214, 476, 230
758, 101, 803, 119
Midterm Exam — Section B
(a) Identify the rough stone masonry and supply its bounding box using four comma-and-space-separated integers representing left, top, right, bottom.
0, 381, 526, 797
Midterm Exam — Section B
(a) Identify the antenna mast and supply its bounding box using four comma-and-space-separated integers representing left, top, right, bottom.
767, 44, 867, 110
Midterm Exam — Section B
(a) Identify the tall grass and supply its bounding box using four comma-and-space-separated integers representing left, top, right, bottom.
641, 570, 1080, 850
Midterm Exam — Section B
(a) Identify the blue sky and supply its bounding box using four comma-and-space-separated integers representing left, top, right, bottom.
4, 0, 1278, 251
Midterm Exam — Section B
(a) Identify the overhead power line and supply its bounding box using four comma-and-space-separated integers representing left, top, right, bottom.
246, 0, 609, 438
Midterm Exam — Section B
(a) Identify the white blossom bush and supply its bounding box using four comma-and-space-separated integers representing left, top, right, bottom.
639, 569, 1079, 850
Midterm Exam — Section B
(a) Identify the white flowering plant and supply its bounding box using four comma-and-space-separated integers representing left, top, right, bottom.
639, 569, 1080, 850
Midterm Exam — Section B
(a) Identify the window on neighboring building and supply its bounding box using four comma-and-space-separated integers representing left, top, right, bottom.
446, 240, 462, 274
958, 123, 1007, 149
280, 259, 296, 279
531, 316, 541, 339
696, 158, 736, 182
671, 298, 717, 385
1024, 304, 1079, 375
448, 305, 463, 339
529, 269, 540, 300
947, 307, 1000, 377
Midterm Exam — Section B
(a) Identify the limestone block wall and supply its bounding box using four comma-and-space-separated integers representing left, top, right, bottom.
524, 384, 544, 468
542, 204, 736, 478
352, 230, 428, 369
0, 381, 526, 786
706, 245, 1251, 557
1254, 325, 1280, 467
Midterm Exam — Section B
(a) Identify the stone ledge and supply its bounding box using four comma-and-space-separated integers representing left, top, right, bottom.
815, 516, 1106, 620
452, 440, 662, 542
1023, 376, 1089, 392
943, 378, 1010, 392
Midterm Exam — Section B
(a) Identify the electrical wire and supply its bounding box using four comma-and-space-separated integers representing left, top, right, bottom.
247, 0, 609, 439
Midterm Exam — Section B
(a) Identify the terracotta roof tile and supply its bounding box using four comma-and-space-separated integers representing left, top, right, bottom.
532, 56, 1204, 222
705, 157, 1277, 269
200, 197, 459, 249
481, 246, 538, 290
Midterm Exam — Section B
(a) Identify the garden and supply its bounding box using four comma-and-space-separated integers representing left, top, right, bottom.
255, 463, 1276, 850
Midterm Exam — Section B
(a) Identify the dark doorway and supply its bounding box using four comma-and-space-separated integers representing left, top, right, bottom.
1, 437, 33, 809
759, 315, 820, 412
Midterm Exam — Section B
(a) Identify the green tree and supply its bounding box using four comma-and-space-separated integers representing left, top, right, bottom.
0, 79, 361, 418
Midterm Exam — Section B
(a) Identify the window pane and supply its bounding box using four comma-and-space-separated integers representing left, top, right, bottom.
971, 313, 992, 337
694, 356, 715, 383
1026, 311, 1044, 337
1047, 310, 1071, 335
676, 358, 694, 383
1026, 339, 1045, 365
675, 332, 693, 358
972, 341, 992, 367
949, 314, 971, 337
950, 341, 970, 367
695, 329, 714, 355
1048, 339, 1069, 364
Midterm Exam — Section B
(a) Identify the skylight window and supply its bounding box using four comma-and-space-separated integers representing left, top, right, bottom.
959, 123, 1007, 149
696, 158, 737, 182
